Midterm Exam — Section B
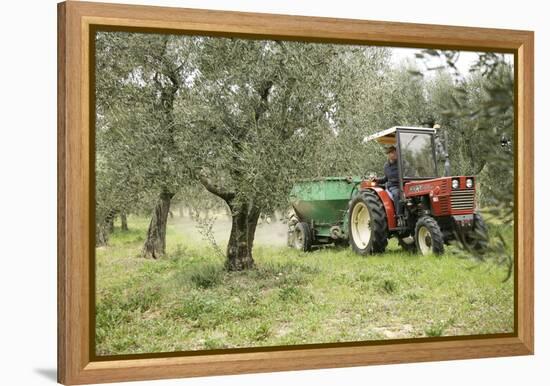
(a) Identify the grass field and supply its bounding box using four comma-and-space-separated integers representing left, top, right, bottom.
95, 214, 514, 356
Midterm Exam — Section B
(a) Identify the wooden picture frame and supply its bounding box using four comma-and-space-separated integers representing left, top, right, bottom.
57, 1, 534, 384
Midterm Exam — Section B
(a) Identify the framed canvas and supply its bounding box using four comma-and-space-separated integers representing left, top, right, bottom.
58, 1, 534, 384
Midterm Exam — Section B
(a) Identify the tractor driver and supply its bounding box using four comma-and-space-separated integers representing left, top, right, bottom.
372, 145, 404, 226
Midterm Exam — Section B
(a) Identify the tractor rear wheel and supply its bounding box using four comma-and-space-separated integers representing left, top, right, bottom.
415, 216, 444, 256
348, 191, 388, 255
293, 222, 312, 252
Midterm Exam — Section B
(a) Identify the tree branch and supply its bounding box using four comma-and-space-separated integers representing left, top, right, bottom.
198, 172, 235, 202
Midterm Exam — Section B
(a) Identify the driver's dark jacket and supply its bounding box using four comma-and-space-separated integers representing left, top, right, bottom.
376, 160, 399, 188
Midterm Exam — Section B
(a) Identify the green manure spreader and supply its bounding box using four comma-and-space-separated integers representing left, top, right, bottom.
287, 126, 489, 256
288, 177, 362, 249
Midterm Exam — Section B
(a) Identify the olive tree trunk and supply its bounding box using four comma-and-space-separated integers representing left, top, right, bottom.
120, 211, 128, 231
225, 202, 261, 271
96, 209, 117, 246
142, 191, 174, 259
198, 175, 261, 271
96, 225, 109, 247
107, 214, 115, 233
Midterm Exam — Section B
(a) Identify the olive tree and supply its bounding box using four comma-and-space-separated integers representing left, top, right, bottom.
173, 38, 391, 270
95, 32, 194, 256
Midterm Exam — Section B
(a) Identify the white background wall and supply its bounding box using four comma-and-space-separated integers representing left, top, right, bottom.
0, 0, 546, 385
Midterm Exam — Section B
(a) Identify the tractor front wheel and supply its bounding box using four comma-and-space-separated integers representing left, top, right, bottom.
293, 222, 312, 252
348, 191, 388, 255
462, 212, 489, 254
415, 216, 444, 256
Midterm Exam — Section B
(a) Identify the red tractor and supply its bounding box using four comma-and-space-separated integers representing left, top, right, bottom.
349, 126, 489, 255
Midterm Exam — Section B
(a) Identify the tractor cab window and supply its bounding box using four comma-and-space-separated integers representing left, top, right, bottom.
398, 132, 437, 178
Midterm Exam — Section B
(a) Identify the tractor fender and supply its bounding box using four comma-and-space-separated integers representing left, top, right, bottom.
365, 187, 397, 230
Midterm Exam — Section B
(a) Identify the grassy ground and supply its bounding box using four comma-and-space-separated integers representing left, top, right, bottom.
96, 215, 514, 356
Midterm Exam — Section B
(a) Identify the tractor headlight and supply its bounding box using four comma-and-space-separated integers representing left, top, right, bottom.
466, 178, 473, 188
452, 179, 459, 189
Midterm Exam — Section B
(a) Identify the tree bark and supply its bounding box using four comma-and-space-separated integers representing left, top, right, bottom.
96, 224, 109, 246
198, 174, 261, 271
225, 202, 261, 271
107, 212, 115, 233
96, 209, 116, 246
142, 191, 174, 259
120, 211, 128, 231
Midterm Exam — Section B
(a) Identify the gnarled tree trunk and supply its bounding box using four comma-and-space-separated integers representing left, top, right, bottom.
226, 202, 261, 271
96, 208, 117, 246
96, 225, 110, 247
142, 191, 174, 259
107, 213, 115, 233
120, 211, 128, 231
198, 174, 261, 271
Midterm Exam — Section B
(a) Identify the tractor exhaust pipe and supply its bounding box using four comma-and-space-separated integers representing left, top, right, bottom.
443, 129, 451, 177
434, 124, 451, 176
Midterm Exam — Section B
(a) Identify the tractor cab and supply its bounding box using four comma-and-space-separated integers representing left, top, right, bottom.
363, 126, 440, 187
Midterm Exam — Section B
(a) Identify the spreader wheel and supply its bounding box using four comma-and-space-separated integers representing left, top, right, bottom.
293, 222, 312, 252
